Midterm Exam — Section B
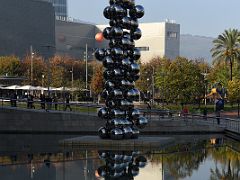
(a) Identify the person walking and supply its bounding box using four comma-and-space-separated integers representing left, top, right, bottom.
64, 95, 72, 111
40, 94, 46, 109
53, 96, 58, 110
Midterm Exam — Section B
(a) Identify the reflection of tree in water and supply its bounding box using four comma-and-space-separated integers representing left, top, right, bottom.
209, 146, 240, 180
150, 141, 208, 179
164, 148, 207, 179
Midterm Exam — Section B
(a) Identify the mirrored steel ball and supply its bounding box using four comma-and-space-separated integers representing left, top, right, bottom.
111, 47, 124, 59
131, 28, 142, 40
105, 80, 115, 91
97, 166, 107, 177
103, 6, 111, 19
121, 16, 131, 29
130, 63, 140, 74
131, 48, 141, 60
136, 117, 148, 129
123, 154, 132, 162
99, 127, 109, 139
110, 128, 124, 140
110, 89, 123, 99
98, 151, 108, 159
110, 109, 125, 119
135, 156, 147, 168
106, 100, 116, 109
130, 5, 145, 19
128, 165, 139, 176
111, 27, 123, 38
103, 56, 114, 69
121, 58, 131, 70
129, 109, 141, 120
103, 27, 112, 40
98, 107, 109, 119
130, 18, 139, 30
122, 126, 133, 139
109, 152, 123, 161
95, 49, 105, 61
131, 126, 140, 139
101, 89, 109, 99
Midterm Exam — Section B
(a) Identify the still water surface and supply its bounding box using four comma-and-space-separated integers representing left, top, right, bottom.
0, 134, 239, 180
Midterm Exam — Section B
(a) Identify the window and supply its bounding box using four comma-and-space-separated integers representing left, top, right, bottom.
137, 47, 150, 51
167, 32, 178, 38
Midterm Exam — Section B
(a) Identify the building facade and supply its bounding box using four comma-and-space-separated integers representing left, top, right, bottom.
0, 0, 56, 58
55, 20, 96, 59
37, 0, 68, 18
96, 22, 180, 63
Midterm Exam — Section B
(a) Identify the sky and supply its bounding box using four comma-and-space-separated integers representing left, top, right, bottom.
68, 0, 240, 38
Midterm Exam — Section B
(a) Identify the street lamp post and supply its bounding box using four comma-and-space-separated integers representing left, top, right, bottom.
238, 88, 240, 118
151, 66, 155, 105
201, 71, 208, 117
84, 44, 88, 90
70, 66, 74, 100
41, 45, 55, 96
30, 45, 34, 85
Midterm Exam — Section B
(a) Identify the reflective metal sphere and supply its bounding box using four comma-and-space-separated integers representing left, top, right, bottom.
109, 89, 123, 99
122, 126, 133, 139
135, 117, 148, 129
101, 89, 109, 99
121, 58, 131, 70
98, 107, 109, 119
135, 156, 147, 168
130, 5, 145, 19
105, 80, 115, 91
123, 154, 132, 162
111, 47, 124, 59
111, 27, 123, 38
131, 126, 140, 139
95, 49, 105, 61
110, 128, 124, 140
109, 153, 123, 161
129, 109, 141, 120
131, 48, 141, 60
130, 63, 140, 74
98, 151, 108, 159
130, 19, 139, 30
97, 166, 107, 177
103, 27, 112, 39
99, 127, 109, 139
128, 165, 139, 176
103, 6, 111, 19
131, 28, 142, 40
103, 56, 114, 69
110, 109, 125, 118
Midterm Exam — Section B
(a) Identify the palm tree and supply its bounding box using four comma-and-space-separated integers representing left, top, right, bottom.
211, 29, 240, 81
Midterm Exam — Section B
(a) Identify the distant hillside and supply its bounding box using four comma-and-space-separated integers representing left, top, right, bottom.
180, 34, 215, 64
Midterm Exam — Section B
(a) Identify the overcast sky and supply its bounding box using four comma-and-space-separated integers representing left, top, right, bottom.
68, 0, 240, 37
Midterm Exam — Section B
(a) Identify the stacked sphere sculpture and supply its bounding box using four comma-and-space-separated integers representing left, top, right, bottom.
95, 0, 148, 140
96, 150, 147, 179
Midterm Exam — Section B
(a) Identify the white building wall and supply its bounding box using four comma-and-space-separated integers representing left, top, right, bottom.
96, 22, 180, 63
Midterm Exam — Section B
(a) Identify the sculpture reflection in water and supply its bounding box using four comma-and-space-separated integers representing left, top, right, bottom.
96, 150, 147, 179
96, 0, 148, 139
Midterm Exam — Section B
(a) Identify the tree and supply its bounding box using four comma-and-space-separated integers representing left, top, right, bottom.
155, 57, 204, 105
0, 56, 21, 76
211, 29, 240, 81
90, 63, 104, 102
20, 55, 46, 85
227, 79, 240, 103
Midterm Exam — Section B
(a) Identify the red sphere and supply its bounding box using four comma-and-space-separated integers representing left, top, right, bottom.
95, 32, 104, 42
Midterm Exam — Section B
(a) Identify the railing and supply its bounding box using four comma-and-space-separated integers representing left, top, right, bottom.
142, 109, 240, 134
1, 97, 239, 134
0, 97, 101, 115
